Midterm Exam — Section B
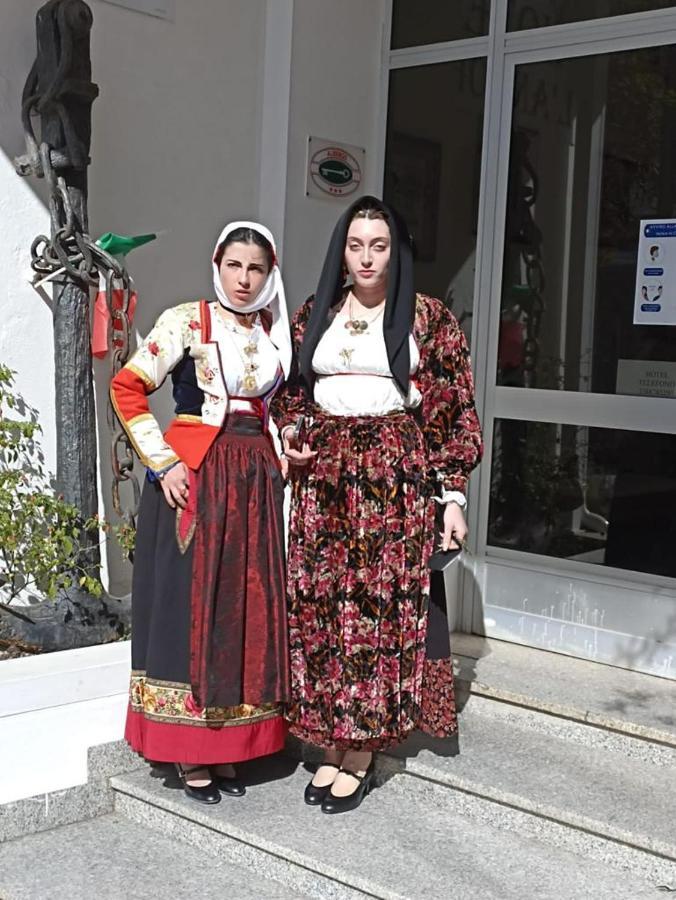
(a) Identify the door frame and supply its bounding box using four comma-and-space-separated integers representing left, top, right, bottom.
380, 1, 676, 653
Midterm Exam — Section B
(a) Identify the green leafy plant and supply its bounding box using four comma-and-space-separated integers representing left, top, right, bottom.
0, 365, 104, 623
112, 520, 136, 558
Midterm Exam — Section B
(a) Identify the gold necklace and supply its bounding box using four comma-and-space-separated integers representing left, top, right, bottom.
344, 295, 385, 336
222, 315, 261, 392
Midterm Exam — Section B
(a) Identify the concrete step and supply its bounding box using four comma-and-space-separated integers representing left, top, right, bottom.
387, 693, 676, 868
452, 633, 676, 747
110, 756, 667, 900
0, 740, 141, 844
0, 812, 303, 899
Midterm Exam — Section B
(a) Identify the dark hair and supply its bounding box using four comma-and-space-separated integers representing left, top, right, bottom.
349, 196, 390, 225
215, 227, 274, 270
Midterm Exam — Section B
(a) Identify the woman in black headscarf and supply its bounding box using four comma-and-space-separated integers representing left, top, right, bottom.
271, 196, 482, 814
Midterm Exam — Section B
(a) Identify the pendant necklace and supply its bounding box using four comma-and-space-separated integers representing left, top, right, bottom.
222, 313, 261, 392
344, 294, 385, 337
340, 294, 385, 367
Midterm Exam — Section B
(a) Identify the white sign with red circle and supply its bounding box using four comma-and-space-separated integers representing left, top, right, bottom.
306, 137, 365, 199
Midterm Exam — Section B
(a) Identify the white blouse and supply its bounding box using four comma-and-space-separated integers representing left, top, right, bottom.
210, 309, 281, 397
313, 307, 421, 416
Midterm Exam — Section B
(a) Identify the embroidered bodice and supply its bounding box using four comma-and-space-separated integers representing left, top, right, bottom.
210, 307, 281, 397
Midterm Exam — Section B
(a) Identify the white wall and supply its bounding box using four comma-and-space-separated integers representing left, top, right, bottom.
88, 0, 266, 334
88, 0, 267, 591
0, 1, 55, 473
282, 0, 388, 312
0, 641, 129, 803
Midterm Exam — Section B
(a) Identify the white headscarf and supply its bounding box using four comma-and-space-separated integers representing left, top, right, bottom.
212, 221, 292, 378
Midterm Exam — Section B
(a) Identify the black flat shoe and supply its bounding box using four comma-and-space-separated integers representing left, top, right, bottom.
321, 763, 375, 815
174, 764, 221, 804
210, 767, 246, 797
304, 764, 340, 806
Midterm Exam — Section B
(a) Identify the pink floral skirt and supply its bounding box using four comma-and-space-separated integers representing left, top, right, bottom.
286, 410, 457, 751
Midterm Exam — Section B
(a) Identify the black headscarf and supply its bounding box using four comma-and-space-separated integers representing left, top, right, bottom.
299, 195, 415, 397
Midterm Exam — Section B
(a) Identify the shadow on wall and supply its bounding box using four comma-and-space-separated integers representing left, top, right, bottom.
614, 604, 676, 704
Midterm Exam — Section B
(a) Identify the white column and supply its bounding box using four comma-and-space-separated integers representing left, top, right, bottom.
258, 0, 294, 259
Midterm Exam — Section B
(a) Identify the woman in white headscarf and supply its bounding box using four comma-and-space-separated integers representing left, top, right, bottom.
111, 222, 292, 804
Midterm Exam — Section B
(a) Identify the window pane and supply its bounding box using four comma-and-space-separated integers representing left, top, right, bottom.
498, 46, 676, 394
391, 0, 490, 49
488, 419, 676, 578
384, 59, 487, 336
508, 0, 676, 31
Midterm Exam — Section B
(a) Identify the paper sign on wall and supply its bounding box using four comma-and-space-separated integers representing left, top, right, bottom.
633, 219, 676, 325
616, 359, 676, 398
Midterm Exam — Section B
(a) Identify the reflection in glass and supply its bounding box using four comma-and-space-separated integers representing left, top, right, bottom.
508, 0, 676, 31
384, 59, 487, 337
498, 46, 676, 394
391, 0, 490, 49
489, 419, 676, 578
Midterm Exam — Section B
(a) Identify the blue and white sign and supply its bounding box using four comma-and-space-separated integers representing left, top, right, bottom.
634, 219, 676, 325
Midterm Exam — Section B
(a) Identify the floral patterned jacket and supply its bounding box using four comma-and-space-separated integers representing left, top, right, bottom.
270, 293, 483, 493
110, 299, 280, 473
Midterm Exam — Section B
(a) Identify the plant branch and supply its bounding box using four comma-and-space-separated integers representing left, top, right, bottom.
0, 601, 36, 625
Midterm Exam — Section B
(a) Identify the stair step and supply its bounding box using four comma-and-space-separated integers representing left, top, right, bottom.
0, 813, 302, 899
387, 694, 676, 864
452, 633, 676, 747
111, 757, 667, 900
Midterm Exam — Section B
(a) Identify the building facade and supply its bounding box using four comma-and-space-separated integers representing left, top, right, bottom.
383, 0, 676, 680
1, 0, 675, 679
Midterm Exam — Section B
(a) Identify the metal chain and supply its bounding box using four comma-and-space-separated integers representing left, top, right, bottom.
30, 140, 141, 536
106, 267, 141, 531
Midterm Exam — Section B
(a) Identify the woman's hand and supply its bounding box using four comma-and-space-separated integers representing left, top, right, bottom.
160, 462, 191, 509
282, 427, 317, 468
441, 502, 468, 551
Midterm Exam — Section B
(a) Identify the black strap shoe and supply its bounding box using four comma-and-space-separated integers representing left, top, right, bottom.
175, 764, 221, 804
304, 763, 340, 806
210, 767, 246, 797
320, 763, 375, 815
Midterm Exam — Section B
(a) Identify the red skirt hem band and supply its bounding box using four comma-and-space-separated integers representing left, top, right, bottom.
124, 706, 288, 764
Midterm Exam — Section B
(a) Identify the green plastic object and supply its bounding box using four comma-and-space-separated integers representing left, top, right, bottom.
96, 232, 156, 257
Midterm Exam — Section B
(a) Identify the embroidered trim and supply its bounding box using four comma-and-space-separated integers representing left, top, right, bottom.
128, 412, 155, 427
110, 381, 180, 472
126, 362, 156, 389
175, 506, 197, 555
129, 672, 282, 727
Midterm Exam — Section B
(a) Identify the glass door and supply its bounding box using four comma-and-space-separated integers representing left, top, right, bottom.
384, 57, 488, 338
476, 35, 676, 678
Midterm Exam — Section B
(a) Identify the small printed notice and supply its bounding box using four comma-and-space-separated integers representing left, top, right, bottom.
306, 137, 364, 200
100, 0, 175, 21
616, 359, 676, 398
633, 219, 676, 325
